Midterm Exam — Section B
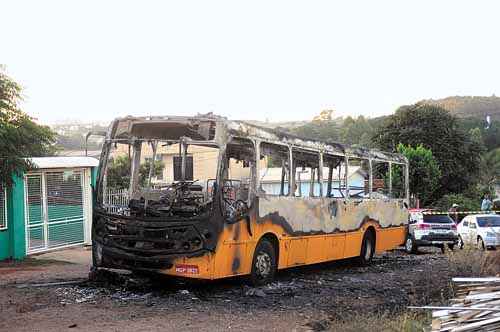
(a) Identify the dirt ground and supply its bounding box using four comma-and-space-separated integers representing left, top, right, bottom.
0, 246, 478, 332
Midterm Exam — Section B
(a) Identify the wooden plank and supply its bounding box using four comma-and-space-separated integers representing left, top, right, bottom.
451, 316, 500, 332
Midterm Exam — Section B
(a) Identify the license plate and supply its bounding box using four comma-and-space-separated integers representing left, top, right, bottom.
175, 264, 199, 274
432, 229, 448, 234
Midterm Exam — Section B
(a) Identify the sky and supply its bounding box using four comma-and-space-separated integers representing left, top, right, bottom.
2, 0, 500, 124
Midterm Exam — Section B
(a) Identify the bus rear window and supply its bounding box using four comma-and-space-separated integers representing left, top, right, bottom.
423, 215, 454, 224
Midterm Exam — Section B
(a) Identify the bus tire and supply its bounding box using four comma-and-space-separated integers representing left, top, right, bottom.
356, 230, 375, 266
249, 239, 277, 286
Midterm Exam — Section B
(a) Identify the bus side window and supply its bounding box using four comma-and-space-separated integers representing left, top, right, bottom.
323, 154, 347, 198
259, 142, 291, 197
222, 139, 255, 221
371, 160, 390, 199
346, 157, 370, 199
292, 148, 320, 197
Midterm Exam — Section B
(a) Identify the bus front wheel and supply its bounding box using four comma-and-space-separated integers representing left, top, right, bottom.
249, 239, 277, 286
357, 230, 375, 266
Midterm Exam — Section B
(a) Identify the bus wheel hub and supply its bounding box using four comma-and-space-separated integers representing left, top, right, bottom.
256, 251, 271, 277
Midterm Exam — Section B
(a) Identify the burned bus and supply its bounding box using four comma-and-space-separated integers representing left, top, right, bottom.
92, 114, 409, 285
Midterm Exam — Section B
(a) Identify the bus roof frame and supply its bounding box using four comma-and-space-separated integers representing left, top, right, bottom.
107, 114, 408, 166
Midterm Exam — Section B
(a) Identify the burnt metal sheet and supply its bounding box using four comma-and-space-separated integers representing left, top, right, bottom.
258, 196, 408, 234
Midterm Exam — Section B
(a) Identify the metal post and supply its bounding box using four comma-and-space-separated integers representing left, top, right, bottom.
368, 158, 373, 199
388, 162, 392, 197
144, 140, 158, 209
289, 146, 295, 197
309, 168, 315, 197
345, 155, 349, 199
181, 138, 187, 181
327, 163, 333, 197
147, 140, 158, 189
255, 140, 261, 193
129, 140, 142, 198
318, 153, 324, 197
405, 162, 410, 202
280, 159, 286, 196
41, 172, 48, 250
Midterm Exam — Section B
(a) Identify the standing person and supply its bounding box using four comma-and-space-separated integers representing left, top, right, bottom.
448, 203, 459, 224
481, 194, 493, 211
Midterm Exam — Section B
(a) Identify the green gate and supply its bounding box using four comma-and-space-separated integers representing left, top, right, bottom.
25, 169, 87, 253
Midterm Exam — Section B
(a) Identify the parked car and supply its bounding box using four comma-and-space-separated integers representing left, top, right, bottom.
405, 209, 458, 254
457, 214, 500, 250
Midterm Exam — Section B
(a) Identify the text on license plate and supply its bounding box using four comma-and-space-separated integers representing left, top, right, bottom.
175, 264, 199, 274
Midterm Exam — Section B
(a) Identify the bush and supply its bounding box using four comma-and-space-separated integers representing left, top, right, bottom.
432, 194, 480, 212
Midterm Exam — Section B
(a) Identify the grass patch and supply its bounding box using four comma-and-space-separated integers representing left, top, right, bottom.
326, 311, 431, 332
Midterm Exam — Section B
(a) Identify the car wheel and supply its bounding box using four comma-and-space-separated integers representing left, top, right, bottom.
249, 239, 277, 286
457, 236, 464, 249
356, 230, 375, 265
405, 235, 417, 254
477, 237, 486, 251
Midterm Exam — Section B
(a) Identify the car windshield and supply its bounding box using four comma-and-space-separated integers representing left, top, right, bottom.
423, 215, 454, 224
477, 216, 500, 228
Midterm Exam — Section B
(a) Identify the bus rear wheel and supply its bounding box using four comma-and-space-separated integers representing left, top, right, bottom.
249, 239, 277, 286
356, 230, 375, 266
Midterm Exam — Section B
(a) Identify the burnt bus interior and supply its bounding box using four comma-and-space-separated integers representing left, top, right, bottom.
96, 115, 408, 222
98, 134, 255, 223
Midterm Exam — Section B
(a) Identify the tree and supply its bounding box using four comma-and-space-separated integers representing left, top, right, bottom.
480, 148, 500, 191
340, 115, 374, 146
106, 155, 164, 189
0, 66, 56, 188
373, 104, 483, 200
396, 144, 441, 206
290, 120, 342, 142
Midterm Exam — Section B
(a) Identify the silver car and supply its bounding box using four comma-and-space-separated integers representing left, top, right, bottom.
457, 214, 500, 250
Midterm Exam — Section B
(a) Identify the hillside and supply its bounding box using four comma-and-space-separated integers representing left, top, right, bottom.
419, 95, 500, 120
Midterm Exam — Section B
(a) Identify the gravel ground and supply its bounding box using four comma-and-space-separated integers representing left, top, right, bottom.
0, 247, 460, 331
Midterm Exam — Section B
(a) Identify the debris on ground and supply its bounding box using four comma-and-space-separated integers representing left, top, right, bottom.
0, 248, 471, 331
244, 288, 266, 297
412, 277, 500, 331
481, 250, 500, 276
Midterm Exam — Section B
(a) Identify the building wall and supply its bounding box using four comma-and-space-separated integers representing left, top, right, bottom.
0, 185, 10, 260
0, 175, 26, 260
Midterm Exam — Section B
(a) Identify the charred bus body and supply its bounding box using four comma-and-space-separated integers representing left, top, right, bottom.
93, 114, 409, 284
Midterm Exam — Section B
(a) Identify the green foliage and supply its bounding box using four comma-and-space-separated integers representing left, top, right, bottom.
432, 194, 481, 212
373, 104, 484, 200
460, 117, 500, 151
0, 65, 56, 188
291, 120, 342, 142
290, 116, 377, 147
480, 148, 500, 189
339, 115, 374, 146
106, 155, 164, 189
396, 144, 441, 206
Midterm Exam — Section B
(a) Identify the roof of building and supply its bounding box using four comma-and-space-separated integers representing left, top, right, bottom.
57, 150, 102, 158
29, 157, 99, 169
